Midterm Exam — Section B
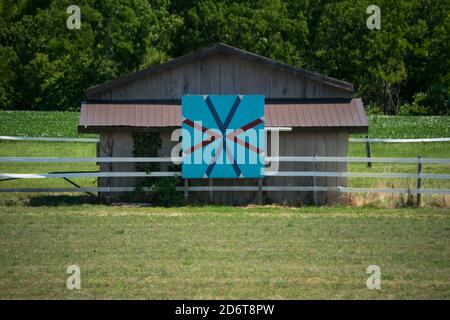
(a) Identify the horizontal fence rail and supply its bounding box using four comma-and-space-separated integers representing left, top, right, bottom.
0, 156, 449, 196
1, 156, 450, 164
0, 172, 180, 179
0, 157, 178, 163
264, 171, 450, 180
265, 156, 450, 164
0, 135, 100, 143
350, 137, 450, 143
0, 186, 449, 195
2, 171, 450, 180
2, 135, 450, 144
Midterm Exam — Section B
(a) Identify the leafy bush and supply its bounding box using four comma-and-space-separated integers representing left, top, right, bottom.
401, 86, 450, 116
399, 99, 428, 116
152, 177, 183, 207
132, 132, 161, 173
365, 103, 384, 115
424, 84, 450, 115
132, 132, 183, 206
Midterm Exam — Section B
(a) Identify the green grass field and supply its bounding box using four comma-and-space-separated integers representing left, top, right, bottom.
0, 205, 449, 299
0, 111, 449, 299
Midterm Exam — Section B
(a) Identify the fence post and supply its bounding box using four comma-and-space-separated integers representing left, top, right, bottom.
416, 156, 422, 207
258, 178, 263, 205
313, 155, 318, 206
365, 135, 372, 168
209, 179, 213, 203
184, 178, 189, 203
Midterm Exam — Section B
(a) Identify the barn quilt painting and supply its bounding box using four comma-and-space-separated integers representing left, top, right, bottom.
182, 95, 265, 178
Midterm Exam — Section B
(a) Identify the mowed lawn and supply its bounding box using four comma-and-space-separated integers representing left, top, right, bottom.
0, 112, 449, 299
0, 205, 449, 299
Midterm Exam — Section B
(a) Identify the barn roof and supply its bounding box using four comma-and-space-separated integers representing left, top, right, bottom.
85, 43, 355, 97
78, 98, 368, 133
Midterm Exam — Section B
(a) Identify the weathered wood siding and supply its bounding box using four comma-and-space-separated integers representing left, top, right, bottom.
89, 52, 351, 100
98, 131, 136, 190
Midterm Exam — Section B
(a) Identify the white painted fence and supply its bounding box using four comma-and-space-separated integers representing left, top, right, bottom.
0, 157, 449, 198
1, 135, 448, 208
0, 186, 448, 195
1, 135, 450, 144
349, 137, 450, 143
1, 156, 449, 164
0, 135, 99, 143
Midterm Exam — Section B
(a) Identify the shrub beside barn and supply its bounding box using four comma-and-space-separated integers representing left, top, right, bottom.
79, 43, 368, 205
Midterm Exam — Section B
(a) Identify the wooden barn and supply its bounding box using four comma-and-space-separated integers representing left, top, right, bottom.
78, 43, 368, 205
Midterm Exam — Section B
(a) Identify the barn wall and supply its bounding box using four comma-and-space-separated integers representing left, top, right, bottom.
90, 52, 351, 101
263, 130, 348, 205
98, 131, 136, 190
98, 129, 348, 205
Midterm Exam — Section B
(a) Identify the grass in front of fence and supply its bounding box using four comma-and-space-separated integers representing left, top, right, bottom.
0, 204, 448, 299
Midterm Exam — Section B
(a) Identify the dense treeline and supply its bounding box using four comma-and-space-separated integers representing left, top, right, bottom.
0, 0, 448, 114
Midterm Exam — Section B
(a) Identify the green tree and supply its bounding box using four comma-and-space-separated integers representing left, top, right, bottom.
0, 0, 448, 114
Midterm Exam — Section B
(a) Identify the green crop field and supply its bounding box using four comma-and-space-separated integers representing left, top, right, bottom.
0, 111, 97, 138
0, 111, 449, 299
1, 111, 450, 138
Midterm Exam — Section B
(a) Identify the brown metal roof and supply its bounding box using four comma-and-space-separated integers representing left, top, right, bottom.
79, 98, 368, 133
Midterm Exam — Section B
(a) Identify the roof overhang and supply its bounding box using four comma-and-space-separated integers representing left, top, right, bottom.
78, 98, 368, 134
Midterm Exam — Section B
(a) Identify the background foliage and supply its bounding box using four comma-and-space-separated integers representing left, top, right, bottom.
0, 0, 449, 114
